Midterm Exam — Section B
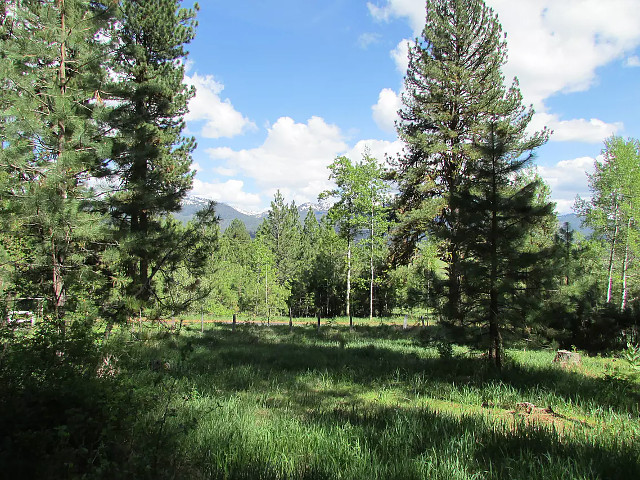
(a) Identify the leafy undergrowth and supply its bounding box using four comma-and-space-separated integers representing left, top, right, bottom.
2, 321, 639, 479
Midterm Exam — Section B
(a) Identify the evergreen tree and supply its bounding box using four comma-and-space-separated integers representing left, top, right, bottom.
290, 209, 321, 316
457, 104, 552, 367
257, 191, 301, 290
391, 0, 519, 324
205, 219, 253, 315
107, 0, 199, 306
0, 0, 114, 320
152, 202, 219, 317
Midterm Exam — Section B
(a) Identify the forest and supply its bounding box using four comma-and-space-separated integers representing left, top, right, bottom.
1, 0, 639, 478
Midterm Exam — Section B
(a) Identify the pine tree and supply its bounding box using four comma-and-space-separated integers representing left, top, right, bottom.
257, 191, 302, 289
457, 88, 552, 366
152, 202, 219, 318
0, 0, 114, 320
392, 0, 516, 324
290, 209, 320, 316
107, 0, 199, 305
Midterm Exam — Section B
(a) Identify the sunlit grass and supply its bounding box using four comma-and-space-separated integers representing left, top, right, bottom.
99, 322, 640, 479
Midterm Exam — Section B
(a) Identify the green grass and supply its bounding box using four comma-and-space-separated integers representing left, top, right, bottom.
172, 313, 429, 328
3, 321, 640, 478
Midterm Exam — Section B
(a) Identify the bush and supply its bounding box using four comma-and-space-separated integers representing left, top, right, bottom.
0, 317, 141, 479
436, 340, 454, 359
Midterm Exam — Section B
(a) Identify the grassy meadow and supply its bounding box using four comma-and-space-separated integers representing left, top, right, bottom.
2, 320, 640, 479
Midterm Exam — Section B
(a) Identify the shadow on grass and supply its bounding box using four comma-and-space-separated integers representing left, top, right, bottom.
6, 322, 637, 480
142, 323, 640, 417
127, 323, 640, 479
309, 403, 640, 479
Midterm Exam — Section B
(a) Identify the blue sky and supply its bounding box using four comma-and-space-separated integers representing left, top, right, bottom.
183, 0, 640, 214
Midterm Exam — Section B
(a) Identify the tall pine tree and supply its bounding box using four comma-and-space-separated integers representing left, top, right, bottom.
107, 0, 199, 306
392, 0, 544, 326
0, 0, 114, 320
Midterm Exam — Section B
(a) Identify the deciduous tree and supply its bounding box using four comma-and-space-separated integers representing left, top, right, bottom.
576, 137, 640, 309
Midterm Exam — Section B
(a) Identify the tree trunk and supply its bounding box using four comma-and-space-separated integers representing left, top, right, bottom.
489, 150, 502, 369
139, 211, 150, 300
447, 244, 462, 323
346, 237, 351, 317
51, 237, 66, 320
265, 266, 269, 325
606, 199, 619, 304
52, 0, 67, 321
369, 206, 374, 322
621, 216, 632, 311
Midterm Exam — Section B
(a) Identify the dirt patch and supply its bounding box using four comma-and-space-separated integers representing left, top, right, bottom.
506, 402, 592, 432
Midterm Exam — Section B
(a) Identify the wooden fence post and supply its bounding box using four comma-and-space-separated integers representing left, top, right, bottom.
317, 311, 321, 333
232, 313, 237, 332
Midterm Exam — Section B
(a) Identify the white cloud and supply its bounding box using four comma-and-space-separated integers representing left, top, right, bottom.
202, 117, 406, 209
206, 116, 349, 207
391, 39, 410, 74
213, 166, 237, 176
486, 0, 640, 108
184, 72, 256, 139
531, 113, 623, 143
372, 88, 402, 133
346, 138, 404, 165
190, 162, 202, 173
372, 1, 640, 107
191, 178, 262, 212
368, 1, 424, 35
371, 0, 640, 143
625, 55, 640, 67
537, 156, 596, 214
358, 32, 382, 49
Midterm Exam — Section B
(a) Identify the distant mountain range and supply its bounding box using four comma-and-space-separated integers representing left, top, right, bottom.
175, 196, 328, 235
176, 195, 591, 238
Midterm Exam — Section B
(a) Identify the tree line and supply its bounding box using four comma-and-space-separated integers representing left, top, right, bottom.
1, 0, 639, 367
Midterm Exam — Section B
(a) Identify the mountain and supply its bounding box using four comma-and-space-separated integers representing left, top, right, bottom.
177, 196, 591, 239
558, 213, 592, 237
175, 196, 328, 236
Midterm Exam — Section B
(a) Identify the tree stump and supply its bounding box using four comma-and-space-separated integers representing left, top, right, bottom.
553, 349, 581, 364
